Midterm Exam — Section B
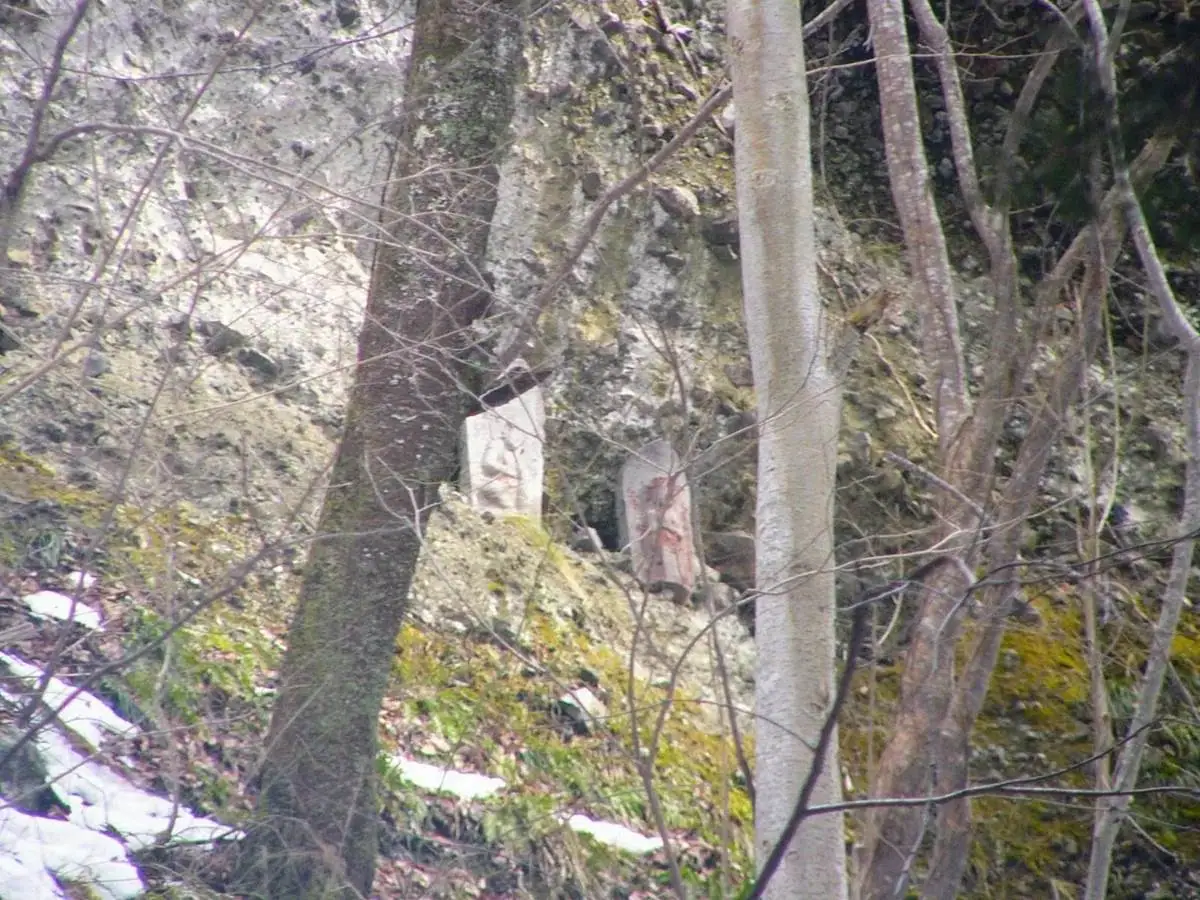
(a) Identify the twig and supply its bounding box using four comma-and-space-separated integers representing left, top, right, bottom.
0, 622, 37, 648
882, 450, 986, 521
0, 537, 285, 776
646, 316, 758, 803
865, 332, 938, 438
802, 720, 1185, 819
803, 0, 859, 38
0, 0, 91, 266
1080, 2, 1200, 893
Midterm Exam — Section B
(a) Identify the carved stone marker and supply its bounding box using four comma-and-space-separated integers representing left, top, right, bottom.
618, 439, 696, 601
460, 386, 545, 520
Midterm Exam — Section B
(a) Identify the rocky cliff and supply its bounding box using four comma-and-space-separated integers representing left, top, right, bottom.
2, 0, 1199, 898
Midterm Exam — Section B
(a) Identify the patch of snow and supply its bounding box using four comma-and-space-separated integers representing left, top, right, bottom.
65, 571, 98, 591
34, 729, 241, 851
391, 756, 507, 800
0, 806, 144, 900
564, 813, 664, 855
0, 654, 136, 750
0, 654, 241, 900
19, 591, 102, 630
388, 755, 666, 855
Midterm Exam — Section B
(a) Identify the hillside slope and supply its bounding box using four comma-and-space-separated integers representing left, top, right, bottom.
2, 0, 1199, 897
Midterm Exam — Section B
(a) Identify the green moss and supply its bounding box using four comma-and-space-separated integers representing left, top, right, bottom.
0, 442, 109, 568
968, 797, 1089, 896
0, 436, 260, 587
108, 502, 251, 588
390, 595, 753, 890
576, 299, 621, 344
956, 599, 1091, 890
842, 595, 1184, 895
120, 600, 280, 738
987, 600, 1089, 727
53, 879, 106, 900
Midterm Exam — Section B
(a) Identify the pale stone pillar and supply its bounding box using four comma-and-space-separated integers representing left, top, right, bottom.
618, 439, 697, 601
460, 386, 545, 520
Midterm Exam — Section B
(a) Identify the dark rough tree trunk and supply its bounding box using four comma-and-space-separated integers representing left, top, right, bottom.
236, 2, 525, 897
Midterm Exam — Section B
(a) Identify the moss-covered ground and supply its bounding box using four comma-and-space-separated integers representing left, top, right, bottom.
6, 331, 1199, 900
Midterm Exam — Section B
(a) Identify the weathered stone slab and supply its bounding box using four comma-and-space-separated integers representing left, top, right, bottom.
460, 386, 545, 520
618, 439, 696, 601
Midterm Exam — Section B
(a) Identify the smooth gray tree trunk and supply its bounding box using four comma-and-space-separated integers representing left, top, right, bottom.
728, 1, 848, 897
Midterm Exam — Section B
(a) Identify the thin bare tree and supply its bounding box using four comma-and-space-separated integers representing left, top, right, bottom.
729, 0, 848, 895
1081, 0, 1200, 892
853, 1, 1176, 896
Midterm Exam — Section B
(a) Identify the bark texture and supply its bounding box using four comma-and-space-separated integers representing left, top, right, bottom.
237, 3, 525, 896
852, 0, 1176, 892
854, 3, 975, 895
728, 1, 847, 897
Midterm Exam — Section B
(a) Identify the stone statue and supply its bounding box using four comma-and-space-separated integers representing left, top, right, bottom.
618, 439, 697, 601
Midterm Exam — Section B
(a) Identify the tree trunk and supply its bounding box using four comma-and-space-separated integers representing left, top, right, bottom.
236, 3, 525, 897
853, 2, 976, 896
863, 0, 967, 450
845, 0, 1182, 895
1084, 355, 1200, 900
923, 251, 1111, 899
728, 1, 847, 897
1083, 1, 1200, 889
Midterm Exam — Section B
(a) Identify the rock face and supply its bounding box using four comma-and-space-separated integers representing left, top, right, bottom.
0, 0, 888, 547
618, 439, 697, 601
407, 494, 756, 723
0, 0, 405, 518
460, 386, 546, 520
704, 530, 755, 593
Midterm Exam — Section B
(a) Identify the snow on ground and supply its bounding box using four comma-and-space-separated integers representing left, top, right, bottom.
34, 728, 242, 849
0, 653, 137, 750
0, 654, 240, 900
392, 756, 508, 800
390, 755, 664, 856
0, 807, 144, 900
563, 813, 665, 855
19, 590, 103, 631
65, 572, 98, 592
0, 648, 665, 900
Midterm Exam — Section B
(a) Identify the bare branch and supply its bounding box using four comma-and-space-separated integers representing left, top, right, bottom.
995, 3, 1082, 214
881, 451, 985, 521
1081, 2, 1200, 893
803, 0, 859, 38
0, 0, 91, 265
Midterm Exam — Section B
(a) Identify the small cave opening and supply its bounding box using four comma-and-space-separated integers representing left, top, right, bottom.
577, 487, 622, 552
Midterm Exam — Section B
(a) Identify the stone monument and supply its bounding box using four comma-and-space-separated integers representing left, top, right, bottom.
618, 439, 697, 601
460, 385, 545, 520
